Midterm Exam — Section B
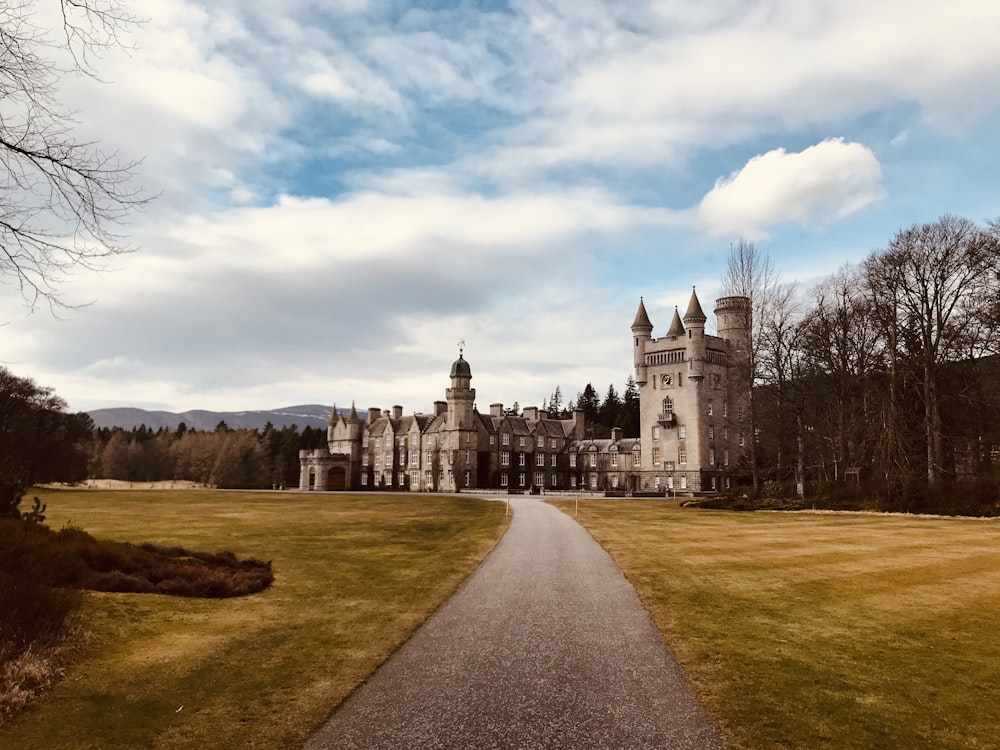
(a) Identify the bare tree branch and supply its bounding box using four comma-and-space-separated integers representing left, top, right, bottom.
0, 0, 149, 313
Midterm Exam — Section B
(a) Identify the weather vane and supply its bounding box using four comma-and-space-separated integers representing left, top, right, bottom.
457, 338, 466, 357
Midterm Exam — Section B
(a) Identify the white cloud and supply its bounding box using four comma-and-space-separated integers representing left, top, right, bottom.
697, 138, 885, 237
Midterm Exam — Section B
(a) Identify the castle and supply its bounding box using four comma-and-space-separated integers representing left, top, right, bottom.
299, 289, 749, 494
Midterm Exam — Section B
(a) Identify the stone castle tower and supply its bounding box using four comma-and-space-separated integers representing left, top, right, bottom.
631, 289, 750, 492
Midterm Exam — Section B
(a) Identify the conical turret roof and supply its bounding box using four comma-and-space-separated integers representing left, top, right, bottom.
683, 287, 707, 325
328, 404, 341, 426
666, 306, 685, 337
347, 402, 359, 422
631, 298, 653, 331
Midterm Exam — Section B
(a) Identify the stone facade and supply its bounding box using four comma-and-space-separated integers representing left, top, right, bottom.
300, 287, 749, 494
631, 289, 750, 493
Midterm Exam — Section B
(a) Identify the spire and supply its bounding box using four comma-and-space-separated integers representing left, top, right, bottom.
347, 402, 359, 422
328, 404, 341, 427
683, 286, 707, 326
666, 306, 685, 337
631, 297, 653, 332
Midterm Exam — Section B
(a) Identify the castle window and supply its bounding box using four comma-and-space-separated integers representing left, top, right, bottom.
590, 475, 598, 489
410, 470, 419, 485
490, 434, 496, 445
519, 472, 526, 487
570, 476, 577, 488
652, 426, 660, 441
399, 472, 405, 486
611, 453, 618, 468
550, 454, 557, 467
655, 476, 661, 490
738, 432, 745, 447
678, 444, 687, 464
465, 470, 470, 486
589, 453, 596, 468
535, 472, 544, 487
611, 475, 619, 489
519, 453, 525, 466
707, 400, 713, 416
652, 447, 661, 465
465, 449, 470, 464
634, 449, 641, 466
680, 475, 687, 489
375, 454, 382, 467
385, 452, 392, 466
519, 436, 526, 448
425, 450, 431, 464
678, 426, 686, 440
723, 401, 729, 417
550, 437, 557, 449
569, 454, 576, 468
362, 454, 368, 466
502, 432, 510, 446
662, 397, 673, 412
709, 447, 716, 466
536, 453, 545, 467
425, 470, 432, 483
708, 426, 714, 440
501, 473, 509, 487
410, 434, 417, 447
410, 453, 418, 467
501, 451, 510, 466
550, 473, 557, 487
537, 435, 545, 448
724, 449, 730, 466
724, 427, 729, 441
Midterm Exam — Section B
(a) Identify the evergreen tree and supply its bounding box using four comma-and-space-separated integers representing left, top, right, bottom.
620, 376, 640, 436
577, 384, 600, 424
600, 384, 621, 430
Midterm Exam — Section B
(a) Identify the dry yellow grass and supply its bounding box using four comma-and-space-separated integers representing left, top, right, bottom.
552, 500, 1000, 750
0, 490, 508, 750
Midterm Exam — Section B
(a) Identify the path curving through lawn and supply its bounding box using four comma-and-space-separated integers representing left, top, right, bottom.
305, 497, 724, 749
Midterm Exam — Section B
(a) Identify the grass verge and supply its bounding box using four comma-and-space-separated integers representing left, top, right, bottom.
551, 499, 1000, 750
0, 490, 508, 749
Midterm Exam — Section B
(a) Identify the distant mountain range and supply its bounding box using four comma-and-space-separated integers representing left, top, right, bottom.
86, 405, 365, 432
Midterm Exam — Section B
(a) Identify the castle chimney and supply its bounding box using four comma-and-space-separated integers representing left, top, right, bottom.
490, 403, 503, 417
392, 405, 403, 420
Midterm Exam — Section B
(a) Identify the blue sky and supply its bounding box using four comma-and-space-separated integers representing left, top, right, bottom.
4, 0, 999, 416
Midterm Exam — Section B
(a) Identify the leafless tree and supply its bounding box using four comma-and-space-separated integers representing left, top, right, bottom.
864, 215, 1000, 484
801, 265, 883, 484
1, 0, 146, 313
721, 237, 780, 495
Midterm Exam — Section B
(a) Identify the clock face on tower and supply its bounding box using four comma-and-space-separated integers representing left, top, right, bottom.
661, 374, 672, 387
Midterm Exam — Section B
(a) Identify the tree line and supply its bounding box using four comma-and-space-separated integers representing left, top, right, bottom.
533, 379, 641, 437
727, 215, 1000, 513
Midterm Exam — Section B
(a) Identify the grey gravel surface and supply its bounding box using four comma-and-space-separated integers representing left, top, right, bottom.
304, 497, 725, 749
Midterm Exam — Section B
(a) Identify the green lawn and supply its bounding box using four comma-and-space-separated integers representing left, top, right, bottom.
1, 490, 508, 750
551, 500, 1000, 750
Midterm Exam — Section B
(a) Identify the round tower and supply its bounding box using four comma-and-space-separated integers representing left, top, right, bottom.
446, 352, 476, 429
631, 298, 653, 385
683, 288, 707, 380
714, 295, 751, 360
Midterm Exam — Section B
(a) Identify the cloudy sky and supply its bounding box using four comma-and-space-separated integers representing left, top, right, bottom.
4, 0, 999, 416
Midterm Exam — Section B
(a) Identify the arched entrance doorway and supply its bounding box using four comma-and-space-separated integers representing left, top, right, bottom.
327, 466, 347, 491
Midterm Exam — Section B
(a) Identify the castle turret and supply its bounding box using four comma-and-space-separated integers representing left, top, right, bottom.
631, 298, 653, 385
666, 306, 685, 338
446, 352, 476, 429
714, 295, 751, 360
327, 403, 340, 443
684, 287, 707, 381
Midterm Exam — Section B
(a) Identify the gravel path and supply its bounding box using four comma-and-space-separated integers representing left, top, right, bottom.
304, 497, 725, 749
